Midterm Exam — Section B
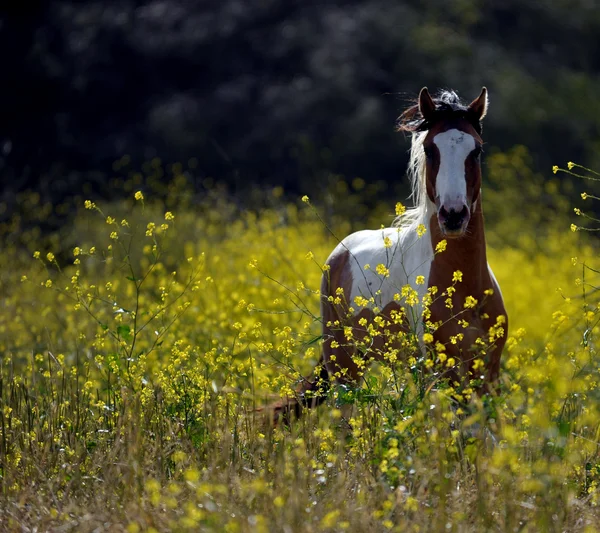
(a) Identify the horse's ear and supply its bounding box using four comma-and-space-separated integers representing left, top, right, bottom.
468, 87, 488, 121
418, 87, 436, 120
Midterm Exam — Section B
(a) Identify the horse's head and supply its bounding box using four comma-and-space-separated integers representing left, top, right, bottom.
417, 87, 488, 238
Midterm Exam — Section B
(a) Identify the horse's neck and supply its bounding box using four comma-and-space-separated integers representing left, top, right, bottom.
428, 198, 490, 293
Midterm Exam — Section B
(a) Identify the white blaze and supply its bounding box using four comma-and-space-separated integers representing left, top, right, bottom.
433, 129, 475, 209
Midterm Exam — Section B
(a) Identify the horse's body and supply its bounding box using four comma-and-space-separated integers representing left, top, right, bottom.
272, 87, 507, 422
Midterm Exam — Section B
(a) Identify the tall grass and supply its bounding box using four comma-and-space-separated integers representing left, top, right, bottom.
0, 150, 599, 531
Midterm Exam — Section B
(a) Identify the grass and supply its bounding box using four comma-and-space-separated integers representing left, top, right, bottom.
1, 153, 600, 531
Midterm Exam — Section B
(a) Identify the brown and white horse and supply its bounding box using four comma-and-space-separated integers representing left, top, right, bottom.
273, 87, 507, 422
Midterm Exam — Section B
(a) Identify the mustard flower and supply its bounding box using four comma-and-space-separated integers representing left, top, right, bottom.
134, 191, 144, 201
464, 295, 478, 308
376, 264, 390, 277
552, 165, 558, 174
570, 224, 578, 232
452, 270, 463, 283
416, 224, 427, 237
383, 236, 393, 248
435, 239, 447, 253
422, 332, 434, 343
568, 161, 575, 170
165, 211, 174, 221
84, 199, 95, 209
301, 195, 309, 203
395, 202, 406, 216
46, 252, 55, 262
581, 192, 588, 200
415, 275, 425, 285
33, 251, 40, 259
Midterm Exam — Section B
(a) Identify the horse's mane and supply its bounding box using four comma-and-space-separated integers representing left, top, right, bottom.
392, 90, 481, 228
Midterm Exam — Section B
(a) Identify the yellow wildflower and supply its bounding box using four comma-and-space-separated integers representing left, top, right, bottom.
423, 333, 434, 343
376, 264, 390, 277
435, 239, 447, 253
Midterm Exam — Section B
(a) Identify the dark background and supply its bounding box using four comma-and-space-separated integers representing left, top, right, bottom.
2, 0, 600, 210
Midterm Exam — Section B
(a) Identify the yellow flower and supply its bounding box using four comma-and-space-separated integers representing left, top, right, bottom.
301, 195, 309, 203
581, 192, 588, 200
110, 231, 118, 240
568, 161, 575, 170
84, 200, 95, 209
106, 216, 115, 224
452, 270, 463, 283
552, 165, 558, 174
464, 295, 478, 309
33, 251, 40, 259
165, 211, 174, 221
383, 236, 393, 248
416, 224, 427, 237
416, 275, 425, 285
73, 247, 81, 256
574, 208, 581, 216
423, 332, 434, 343
376, 264, 390, 277
395, 202, 406, 216
134, 191, 144, 201
570, 224, 578, 232
435, 239, 447, 253
46, 252, 54, 262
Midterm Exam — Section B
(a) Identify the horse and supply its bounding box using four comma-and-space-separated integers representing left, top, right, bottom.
270, 87, 508, 423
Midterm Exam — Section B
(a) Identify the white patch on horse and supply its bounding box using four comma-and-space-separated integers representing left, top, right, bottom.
328, 203, 436, 333
433, 129, 475, 210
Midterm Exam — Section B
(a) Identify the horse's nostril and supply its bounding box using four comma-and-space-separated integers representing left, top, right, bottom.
440, 205, 469, 231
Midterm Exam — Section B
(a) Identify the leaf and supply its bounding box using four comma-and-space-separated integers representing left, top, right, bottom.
117, 324, 132, 340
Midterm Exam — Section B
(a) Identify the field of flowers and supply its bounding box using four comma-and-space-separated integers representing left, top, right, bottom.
1, 148, 600, 532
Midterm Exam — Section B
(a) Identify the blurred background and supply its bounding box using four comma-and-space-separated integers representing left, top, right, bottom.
2, 0, 600, 218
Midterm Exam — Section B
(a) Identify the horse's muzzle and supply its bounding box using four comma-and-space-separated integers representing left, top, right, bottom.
438, 205, 470, 236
